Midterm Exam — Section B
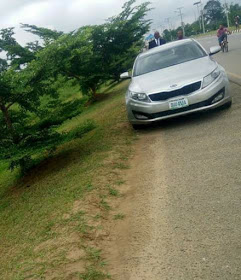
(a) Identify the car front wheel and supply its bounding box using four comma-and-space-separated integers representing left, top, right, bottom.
221, 100, 232, 110
132, 124, 145, 130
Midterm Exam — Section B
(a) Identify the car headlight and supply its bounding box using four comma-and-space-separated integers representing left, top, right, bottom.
202, 68, 221, 88
129, 90, 150, 103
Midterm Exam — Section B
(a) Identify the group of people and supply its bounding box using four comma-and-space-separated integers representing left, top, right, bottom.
148, 29, 184, 49
148, 22, 234, 51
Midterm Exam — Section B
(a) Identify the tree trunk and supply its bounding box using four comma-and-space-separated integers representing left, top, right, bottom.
0, 103, 17, 142
0, 104, 13, 132
90, 86, 98, 101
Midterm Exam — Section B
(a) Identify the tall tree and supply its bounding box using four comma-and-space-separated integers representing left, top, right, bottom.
163, 29, 177, 42
0, 28, 36, 68
204, 0, 225, 28
229, 4, 241, 25
35, 26, 105, 100
21, 24, 64, 46
0, 28, 94, 172
92, 0, 151, 81
34, 0, 151, 99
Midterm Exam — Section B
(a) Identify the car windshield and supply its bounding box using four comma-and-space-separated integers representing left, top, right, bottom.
133, 42, 207, 77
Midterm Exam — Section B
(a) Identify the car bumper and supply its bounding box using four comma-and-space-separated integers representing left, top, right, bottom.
126, 74, 231, 124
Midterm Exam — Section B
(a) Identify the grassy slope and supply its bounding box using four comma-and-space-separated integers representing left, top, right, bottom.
192, 25, 237, 39
0, 80, 134, 280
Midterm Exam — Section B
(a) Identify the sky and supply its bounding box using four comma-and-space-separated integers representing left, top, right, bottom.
0, 0, 239, 45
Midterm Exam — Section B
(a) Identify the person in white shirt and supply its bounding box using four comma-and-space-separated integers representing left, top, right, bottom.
149, 31, 166, 49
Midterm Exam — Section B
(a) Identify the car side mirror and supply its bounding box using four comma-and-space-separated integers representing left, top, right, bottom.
120, 72, 131, 79
209, 46, 221, 56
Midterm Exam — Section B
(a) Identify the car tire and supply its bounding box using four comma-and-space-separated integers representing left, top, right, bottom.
132, 124, 145, 130
221, 100, 232, 110
225, 43, 229, 52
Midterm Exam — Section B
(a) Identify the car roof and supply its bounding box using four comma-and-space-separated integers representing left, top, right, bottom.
139, 39, 196, 59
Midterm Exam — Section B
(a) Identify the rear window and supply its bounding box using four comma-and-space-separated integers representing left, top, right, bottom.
134, 42, 207, 77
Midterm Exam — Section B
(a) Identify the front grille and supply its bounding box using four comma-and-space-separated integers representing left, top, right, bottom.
149, 81, 202, 102
133, 88, 225, 120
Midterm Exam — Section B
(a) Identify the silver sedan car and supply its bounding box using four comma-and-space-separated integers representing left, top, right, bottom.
121, 39, 232, 129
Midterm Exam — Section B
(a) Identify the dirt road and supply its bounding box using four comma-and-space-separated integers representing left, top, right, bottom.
107, 82, 241, 280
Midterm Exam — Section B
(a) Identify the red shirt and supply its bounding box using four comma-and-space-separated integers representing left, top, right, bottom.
217, 28, 228, 37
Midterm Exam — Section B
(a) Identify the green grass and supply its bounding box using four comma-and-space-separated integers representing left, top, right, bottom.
100, 199, 111, 211
113, 214, 125, 220
108, 187, 119, 197
79, 266, 111, 280
192, 25, 237, 39
0, 80, 134, 280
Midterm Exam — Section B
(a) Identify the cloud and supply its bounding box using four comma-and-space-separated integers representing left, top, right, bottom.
0, 0, 238, 45
0, 0, 41, 26
0, 0, 128, 44
2, 0, 127, 31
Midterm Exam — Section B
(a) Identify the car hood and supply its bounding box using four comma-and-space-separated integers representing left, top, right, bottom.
130, 56, 218, 94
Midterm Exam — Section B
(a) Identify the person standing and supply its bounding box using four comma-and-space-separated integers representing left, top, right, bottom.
177, 29, 185, 40
149, 31, 166, 49
235, 16, 240, 31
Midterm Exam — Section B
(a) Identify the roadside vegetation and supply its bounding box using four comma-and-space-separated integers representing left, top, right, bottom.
0, 0, 150, 173
0, 79, 136, 279
163, 1, 241, 41
192, 25, 238, 39
0, 0, 149, 279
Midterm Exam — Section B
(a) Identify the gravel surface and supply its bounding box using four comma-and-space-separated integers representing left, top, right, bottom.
109, 83, 241, 280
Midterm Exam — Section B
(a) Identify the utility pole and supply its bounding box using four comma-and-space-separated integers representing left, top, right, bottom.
193, 2, 202, 31
194, 1, 205, 34
224, 0, 230, 28
159, 24, 164, 34
165, 17, 173, 41
200, 0, 206, 34
165, 17, 171, 30
175, 7, 185, 37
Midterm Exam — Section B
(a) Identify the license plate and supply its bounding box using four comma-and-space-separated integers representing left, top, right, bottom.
169, 98, 189, 110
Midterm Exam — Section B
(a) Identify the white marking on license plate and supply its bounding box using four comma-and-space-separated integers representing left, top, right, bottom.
169, 98, 189, 110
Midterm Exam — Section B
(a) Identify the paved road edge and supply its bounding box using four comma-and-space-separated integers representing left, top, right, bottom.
228, 72, 241, 86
